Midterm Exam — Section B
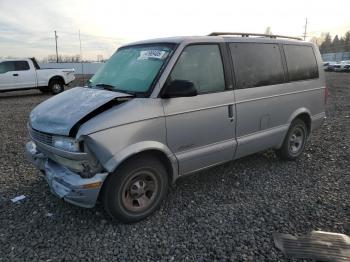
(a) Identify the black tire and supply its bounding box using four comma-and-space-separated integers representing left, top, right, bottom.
102, 155, 169, 223
276, 119, 308, 161
49, 79, 64, 95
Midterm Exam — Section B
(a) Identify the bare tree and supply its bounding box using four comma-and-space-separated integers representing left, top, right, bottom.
42, 54, 82, 63
264, 27, 272, 35
97, 54, 104, 62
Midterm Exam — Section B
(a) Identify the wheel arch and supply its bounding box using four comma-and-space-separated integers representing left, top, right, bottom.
49, 75, 65, 85
287, 108, 312, 134
103, 141, 179, 184
277, 108, 312, 149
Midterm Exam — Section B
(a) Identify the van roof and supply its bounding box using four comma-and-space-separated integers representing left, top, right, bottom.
124, 33, 313, 48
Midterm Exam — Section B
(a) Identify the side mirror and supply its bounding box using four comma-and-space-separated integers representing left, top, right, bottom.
162, 80, 197, 98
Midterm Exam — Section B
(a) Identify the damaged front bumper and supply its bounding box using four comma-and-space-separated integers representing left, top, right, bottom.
26, 141, 108, 208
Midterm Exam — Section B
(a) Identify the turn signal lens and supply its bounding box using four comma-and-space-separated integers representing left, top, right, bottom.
81, 182, 102, 189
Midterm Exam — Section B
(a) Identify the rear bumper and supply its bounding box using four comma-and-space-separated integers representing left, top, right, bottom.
26, 141, 108, 208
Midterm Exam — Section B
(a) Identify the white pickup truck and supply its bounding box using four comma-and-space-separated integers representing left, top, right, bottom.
0, 58, 75, 94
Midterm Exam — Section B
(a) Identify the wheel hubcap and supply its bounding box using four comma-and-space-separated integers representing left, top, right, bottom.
121, 170, 158, 213
289, 126, 304, 154
52, 84, 61, 92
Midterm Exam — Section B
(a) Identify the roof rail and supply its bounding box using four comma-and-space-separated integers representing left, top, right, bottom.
208, 32, 302, 41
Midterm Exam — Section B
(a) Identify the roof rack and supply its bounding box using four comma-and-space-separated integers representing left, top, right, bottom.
208, 32, 302, 41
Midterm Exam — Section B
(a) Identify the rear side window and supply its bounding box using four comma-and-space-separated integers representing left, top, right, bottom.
15, 61, 30, 71
169, 44, 226, 94
0, 61, 16, 74
283, 45, 319, 81
229, 43, 285, 89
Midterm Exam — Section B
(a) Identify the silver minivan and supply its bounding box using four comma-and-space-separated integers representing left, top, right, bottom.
26, 33, 326, 222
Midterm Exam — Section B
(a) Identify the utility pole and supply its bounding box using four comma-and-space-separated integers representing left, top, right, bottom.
303, 18, 308, 41
79, 30, 85, 85
54, 30, 59, 63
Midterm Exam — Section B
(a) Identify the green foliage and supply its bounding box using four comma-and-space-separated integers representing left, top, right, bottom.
318, 31, 350, 53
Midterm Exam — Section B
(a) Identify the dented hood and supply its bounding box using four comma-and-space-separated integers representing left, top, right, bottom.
30, 87, 131, 136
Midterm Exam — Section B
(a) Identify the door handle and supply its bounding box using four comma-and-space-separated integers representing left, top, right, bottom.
228, 104, 234, 122
13, 73, 19, 76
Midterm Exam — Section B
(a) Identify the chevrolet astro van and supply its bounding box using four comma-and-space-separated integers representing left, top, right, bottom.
26, 33, 326, 222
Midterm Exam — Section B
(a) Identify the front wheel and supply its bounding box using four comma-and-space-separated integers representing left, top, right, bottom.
276, 119, 308, 161
49, 79, 64, 95
102, 155, 169, 223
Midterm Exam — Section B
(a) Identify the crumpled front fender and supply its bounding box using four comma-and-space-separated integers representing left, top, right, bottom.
103, 141, 179, 183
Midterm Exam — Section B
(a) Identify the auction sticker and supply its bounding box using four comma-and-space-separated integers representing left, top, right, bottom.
138, 50, 168, 60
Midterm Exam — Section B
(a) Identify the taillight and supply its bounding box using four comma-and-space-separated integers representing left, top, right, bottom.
324, 84, 328, 105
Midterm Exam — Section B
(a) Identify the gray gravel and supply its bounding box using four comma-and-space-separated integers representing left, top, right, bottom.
0, 73, 349, 261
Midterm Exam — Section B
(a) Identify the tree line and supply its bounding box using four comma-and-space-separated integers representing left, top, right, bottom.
311, 31, 350, 54
40, 54, 106, 63
41, 54, 83, 63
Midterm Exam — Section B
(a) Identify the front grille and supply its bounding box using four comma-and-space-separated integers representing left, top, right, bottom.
29, 126, 53, 146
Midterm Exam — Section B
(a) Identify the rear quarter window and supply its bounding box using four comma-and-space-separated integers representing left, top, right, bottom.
15, 61, 30, 71
229, 43, 285, 89
283, 45, 319, 81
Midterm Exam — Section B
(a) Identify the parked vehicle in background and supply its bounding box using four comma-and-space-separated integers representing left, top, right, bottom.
333, 64, 343, 72
343, 64, 350, 72
26, 33, 326, 223
0, 58, 75, 94
337, 60, 350, 72
323, 61, 337, 71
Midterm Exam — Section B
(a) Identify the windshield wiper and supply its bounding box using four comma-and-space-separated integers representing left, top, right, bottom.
92, 83, 136, 96
93, 83, 115, 91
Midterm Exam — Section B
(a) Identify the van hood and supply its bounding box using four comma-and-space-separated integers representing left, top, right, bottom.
29, 87, 132, 136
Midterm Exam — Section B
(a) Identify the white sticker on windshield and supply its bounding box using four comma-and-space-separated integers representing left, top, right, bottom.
138, 50, 168, 60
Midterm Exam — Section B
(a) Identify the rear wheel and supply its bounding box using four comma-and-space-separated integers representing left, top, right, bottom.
102, 155, 169, 223
49, 79, 64, 95
276, 119, 308, 160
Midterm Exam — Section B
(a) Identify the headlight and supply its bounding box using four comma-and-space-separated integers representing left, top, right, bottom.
52, 136, 80, 152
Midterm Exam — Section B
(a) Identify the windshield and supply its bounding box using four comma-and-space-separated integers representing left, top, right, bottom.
89, 44, 174, 94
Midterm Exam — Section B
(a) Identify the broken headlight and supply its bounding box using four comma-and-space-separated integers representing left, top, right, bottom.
52, 136, 80, 152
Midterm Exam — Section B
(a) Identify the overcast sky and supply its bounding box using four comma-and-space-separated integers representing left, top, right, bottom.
0, 0, 349, 60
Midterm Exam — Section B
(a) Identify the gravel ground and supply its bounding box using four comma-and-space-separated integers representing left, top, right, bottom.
0, 73, 349, 261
